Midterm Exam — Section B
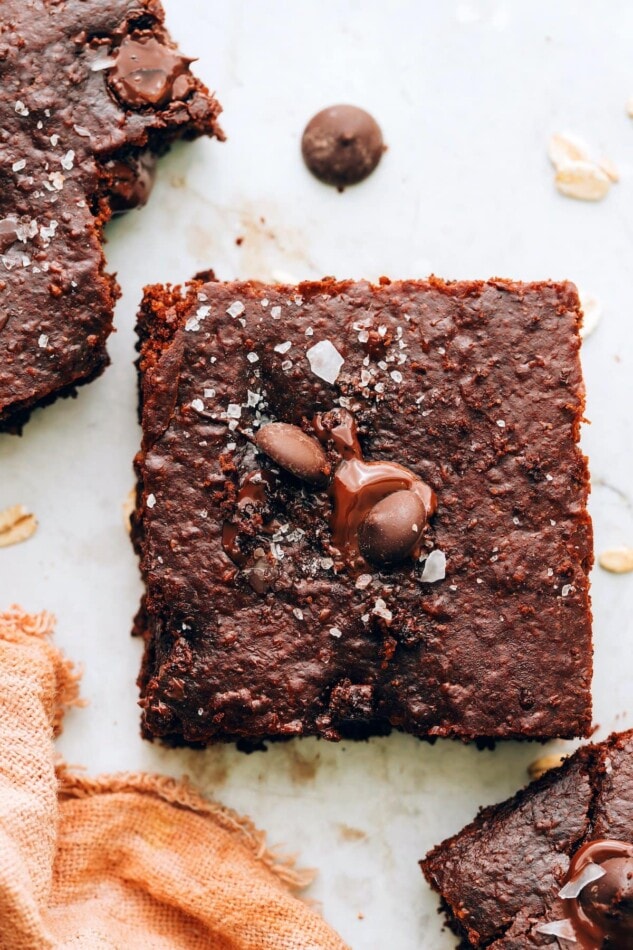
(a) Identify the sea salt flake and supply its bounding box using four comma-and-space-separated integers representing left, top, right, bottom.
60, 150, 74, 170
561, 584, 575, 598
274, 341, 292, 354
49, 172, 65, 190
12, 160, 26, 172
356, 573, 373, 590
306, 339, 344, 384
420, 549, 446, 583
305, 326, 314, 336
534, 918, 578, 942
358, 329, 369, 343
73, 125, 91, 138
320, 557, 334, 571
559, 862, 605, 899
390, 370, 403, 383
496, 419, 506, 428
190, 398, 204, 412
226, 403, 242, 419
329, 627, 342, 638
374, 382, 385, 394
373, 598, 393, 623
90, 55, 117, 71
204, 388, 216, 399
146, 493, 156, 509
185, 316, 201, 332
226, 301, 245, 318
281, 360, 293, 372
37, 334, 49, 348
246, 390, 261, 407
270, 305, 282, 319
260, 298, 269, 308
15, 100, 29, 117
293, 608, 304, 621
247, 352, 259, 363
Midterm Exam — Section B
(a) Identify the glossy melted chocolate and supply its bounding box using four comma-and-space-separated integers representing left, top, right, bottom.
563, 839, 633, 947
315, 409, 437, 567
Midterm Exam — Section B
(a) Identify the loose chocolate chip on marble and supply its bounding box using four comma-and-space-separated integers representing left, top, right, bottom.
358, 490, 425, 566
301, 105, 385, 189
254, 422, 330, 486
108, 35, 192, 108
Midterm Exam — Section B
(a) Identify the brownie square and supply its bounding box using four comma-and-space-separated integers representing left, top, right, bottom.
0, 0, 223, 432
421, 730, 633, 948
133, 276, 593, 746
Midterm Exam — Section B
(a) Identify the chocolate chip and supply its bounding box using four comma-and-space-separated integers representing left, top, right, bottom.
254, 422, 330, 486
579, 856, 633, 942
301, 105, 385, 189
108, 36, 192, 108
358, 491, 425, 566
105, 153, 157, 213
0, 218, 18, 253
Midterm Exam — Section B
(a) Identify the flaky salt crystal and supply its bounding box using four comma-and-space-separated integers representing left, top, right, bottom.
306, 340, 344, 384
146, 493, 156, 509
226, 301, 245, 318
246, 352, 259, 363
226, 404, 242, 419
329, 627, 342, 638
60, 150, 75, 171
274, 341, 292, 354
38, 334, 48, 348
420, 549, 446, 583
190, 398, 204, 412
356, 574, 373, 590
559, 862, 605, 899
372, 598, 393, 623
12, 159, 26, 172
534, 918, 577, 942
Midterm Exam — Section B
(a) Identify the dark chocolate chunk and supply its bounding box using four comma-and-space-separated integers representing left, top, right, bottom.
0, 1, 223, 433
567, 841, 633, 946
108, 35, 192, 108
105, 153, 157, 213
254, 422, 330, 486
358, 490, 426, 566
301, 105, 384, 188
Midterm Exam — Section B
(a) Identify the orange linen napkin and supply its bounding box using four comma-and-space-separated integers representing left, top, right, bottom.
0, 608, 348, 950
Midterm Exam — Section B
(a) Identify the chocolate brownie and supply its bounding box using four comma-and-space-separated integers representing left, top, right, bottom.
132, 276, 593, 746
0, 0, 222, 432
421, 730, 633, 948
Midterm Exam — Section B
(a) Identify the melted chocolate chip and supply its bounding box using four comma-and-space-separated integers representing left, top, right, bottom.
358, 490, 426, 566
0, 218, 18, 253
108, 35, 192, 108
301, 105, 385, 189
105, 153, 157, 213
316, 409, 437, 568
254, 422, 330, 486
564, 839, 633, 946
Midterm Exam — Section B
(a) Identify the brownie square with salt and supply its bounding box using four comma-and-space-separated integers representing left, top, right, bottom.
132, 276, 592, 746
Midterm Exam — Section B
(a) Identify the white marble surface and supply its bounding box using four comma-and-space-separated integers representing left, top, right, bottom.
1, 2, 633, 947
